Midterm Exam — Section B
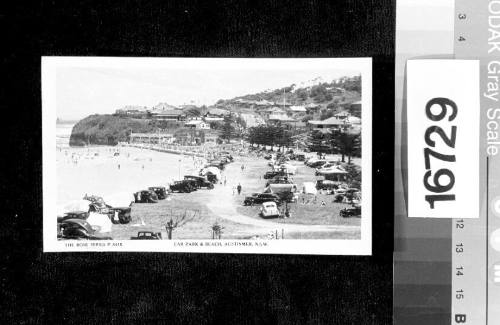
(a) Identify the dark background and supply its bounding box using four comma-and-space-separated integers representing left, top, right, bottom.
2, 1, 394, 323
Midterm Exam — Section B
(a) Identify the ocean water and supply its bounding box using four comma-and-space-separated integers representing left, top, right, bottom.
55, 123, 200, 206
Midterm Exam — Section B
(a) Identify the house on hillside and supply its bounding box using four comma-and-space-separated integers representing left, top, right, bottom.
154, 102, 180, 111
307, 116, 351, 132
185, 119, 210, 130
254, 99, 274, 106
334, 111, 350, 120
290, 106, 307, 113
150, 109, 186, 121
348, 100, 362, 117
204, 108, 230, 122
268, 115, 305, 129
305, 103, 321, 114
115, 105, 150, 118
261, 107, 287, 119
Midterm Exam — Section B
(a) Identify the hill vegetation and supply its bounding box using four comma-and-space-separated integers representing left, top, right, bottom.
69, 114, 183, 146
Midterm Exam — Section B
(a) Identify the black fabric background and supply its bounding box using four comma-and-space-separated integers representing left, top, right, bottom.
1, 1, 394, 323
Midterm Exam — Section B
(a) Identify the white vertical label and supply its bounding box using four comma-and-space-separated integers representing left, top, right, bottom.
407, 60, 480, 218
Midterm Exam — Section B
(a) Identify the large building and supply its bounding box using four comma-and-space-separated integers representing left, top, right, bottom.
150, 109, 186, 121
129, 132, 174, 144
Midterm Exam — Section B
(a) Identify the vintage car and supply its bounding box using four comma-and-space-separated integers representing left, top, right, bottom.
259, 202, 280, 219
207, 160, 225, 170
265, 176, 294, 187
107, 207, 132, 224
133, 190, 159, 203
205, 173, 218, 184
306, 159, 327, 168
58, 210, 89, 223
263, 154, 273, 160
184, 175, 214, 189
130, 231, 162, 240
243, 193, 281, 206
315, 180, 340, 191
58, 218, 113, 240
84, 195, 110, 214
83, 194, 132, 224
295, 154, 306, 162
219, 151, 234, 162
340, 205, 362, 218
169, 180, 196, 193
148, 186, 169, 200
263, 170, 287, 179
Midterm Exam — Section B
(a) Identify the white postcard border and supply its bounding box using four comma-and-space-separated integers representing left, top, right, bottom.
42, 57, 372, 255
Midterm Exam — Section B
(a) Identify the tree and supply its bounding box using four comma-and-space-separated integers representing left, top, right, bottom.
307, 130, 328, 153
164, 209, 200, 239
296, 88, 308, 101
330, 131, 361, 163
220, 116, 236, 142
210, 221, 224, 239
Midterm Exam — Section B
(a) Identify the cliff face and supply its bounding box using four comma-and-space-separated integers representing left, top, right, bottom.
69, 115, 154, 146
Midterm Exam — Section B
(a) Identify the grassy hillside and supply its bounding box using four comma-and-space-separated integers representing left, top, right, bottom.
69, 114, 183, 146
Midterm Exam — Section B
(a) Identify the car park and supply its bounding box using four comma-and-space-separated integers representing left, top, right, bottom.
184, 175, 214, 189
134, 190, 159, 203
148, 186, 169, 200
243, 193, 281, 206
259, 202, 280, 219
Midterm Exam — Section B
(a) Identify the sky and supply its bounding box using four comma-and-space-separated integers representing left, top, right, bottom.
53, 58, 364, 120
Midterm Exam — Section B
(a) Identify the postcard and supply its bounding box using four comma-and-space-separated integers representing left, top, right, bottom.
42, 57, 372, 255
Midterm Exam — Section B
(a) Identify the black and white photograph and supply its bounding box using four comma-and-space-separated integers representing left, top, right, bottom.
43, 57, 372, 254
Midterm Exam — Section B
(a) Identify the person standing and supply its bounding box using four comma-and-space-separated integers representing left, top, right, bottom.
237, 183, 242, 195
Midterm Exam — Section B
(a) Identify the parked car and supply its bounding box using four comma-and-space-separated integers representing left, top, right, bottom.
259, 202, 280, 219
58, 218, 113, 240
219, 151, 234, 162
307, 160, 328, 168
264, 154, 272, 160
130, 231, 162, 240
148, 186, 169, 200
275, 190, 299, 203
84, 195, 110, 214
205, 173, 218, 184
243, 193, 281, 206
170, 180, 195, 193
107, 207, 132, 224
134, 190, 159, 203
340, 205, 361, 218
184, 175, 214, 189
296, 154, 306, 161
263, 170, 287, 179
58, 211, 89, 223
315, 180, 340, 191
265, 176, 294, 187
83, 194, 132, 224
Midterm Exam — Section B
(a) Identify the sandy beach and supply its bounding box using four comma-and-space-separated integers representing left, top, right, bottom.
56, 146, 204, 205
